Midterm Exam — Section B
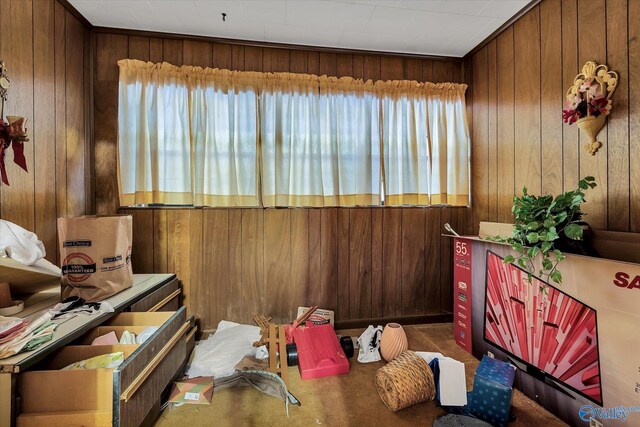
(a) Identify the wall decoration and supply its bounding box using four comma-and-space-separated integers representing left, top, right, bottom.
0, 60, 29, 186
562, 61, 618, 155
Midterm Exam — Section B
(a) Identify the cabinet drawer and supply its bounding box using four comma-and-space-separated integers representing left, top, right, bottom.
128, 278, 180, 312
17, 307, 188, 427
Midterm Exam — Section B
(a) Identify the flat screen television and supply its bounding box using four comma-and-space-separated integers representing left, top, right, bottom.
483, 250, 603, 406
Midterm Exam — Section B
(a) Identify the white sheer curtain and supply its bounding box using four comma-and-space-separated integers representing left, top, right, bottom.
117, 60, 260, 206
318, 77, 381, 206
426, 88, 470, 205
118, 61, 192, 205
381, 82, 469, 206
379, 81, 430, 205
190, 69, 260, 206
260, 73, 323, 207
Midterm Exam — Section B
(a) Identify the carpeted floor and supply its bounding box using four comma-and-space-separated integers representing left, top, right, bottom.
154, 323, 567, 427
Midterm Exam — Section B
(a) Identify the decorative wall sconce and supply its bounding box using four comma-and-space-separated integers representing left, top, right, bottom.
562, 61, 618, 156
0, 60, 29, 186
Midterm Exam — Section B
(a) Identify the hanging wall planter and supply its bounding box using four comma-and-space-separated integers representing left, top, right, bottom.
562, 61, 618, 156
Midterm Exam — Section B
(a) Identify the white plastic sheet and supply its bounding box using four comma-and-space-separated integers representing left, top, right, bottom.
186, 320, 268, 379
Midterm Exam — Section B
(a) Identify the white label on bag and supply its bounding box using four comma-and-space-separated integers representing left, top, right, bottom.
184, 392, 200, 401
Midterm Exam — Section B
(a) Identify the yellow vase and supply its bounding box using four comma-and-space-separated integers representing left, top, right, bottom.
576, 114, 606, 155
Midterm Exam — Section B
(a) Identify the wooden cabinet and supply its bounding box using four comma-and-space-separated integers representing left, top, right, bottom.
17, 310, 188, 427
0, 274, 191, 427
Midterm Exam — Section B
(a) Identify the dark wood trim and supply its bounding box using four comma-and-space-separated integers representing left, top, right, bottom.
464, 0, 543, 60
56, 0, 93, 29
334, 313, 453, 330
91, 26, 464, 63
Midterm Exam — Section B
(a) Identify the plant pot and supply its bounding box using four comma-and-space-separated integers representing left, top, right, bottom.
576, 114, 606, 155
380, 323, 408, 362
556, 222, 601, 258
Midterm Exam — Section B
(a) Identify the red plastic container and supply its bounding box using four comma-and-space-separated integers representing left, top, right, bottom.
293, 323, 350, 379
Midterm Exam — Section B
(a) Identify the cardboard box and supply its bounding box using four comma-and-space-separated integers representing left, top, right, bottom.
296, 307, 334, 325
468, 356, 516, 427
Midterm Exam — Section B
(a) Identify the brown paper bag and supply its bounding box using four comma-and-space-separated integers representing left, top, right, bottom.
57, 215, 133, 301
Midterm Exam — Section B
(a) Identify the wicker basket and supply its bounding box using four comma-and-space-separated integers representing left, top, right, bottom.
375, 350, 436, 412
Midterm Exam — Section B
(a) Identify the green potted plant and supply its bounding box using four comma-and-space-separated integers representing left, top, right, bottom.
489, 176, 597, 285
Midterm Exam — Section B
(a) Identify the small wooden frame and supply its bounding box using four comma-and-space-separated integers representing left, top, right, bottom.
252, 315, 289, 387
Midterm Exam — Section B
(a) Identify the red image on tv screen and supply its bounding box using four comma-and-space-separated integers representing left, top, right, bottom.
484, 251, 602, 405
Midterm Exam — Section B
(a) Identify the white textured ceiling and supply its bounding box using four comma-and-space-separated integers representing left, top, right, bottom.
69, 0, 531, 57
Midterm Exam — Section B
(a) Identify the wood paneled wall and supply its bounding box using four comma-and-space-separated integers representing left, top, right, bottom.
468, 0, 640, 233
0, 0, 92, 263
121, 207, 470, 330
94, 31, 466, 215
95, 31, 471, 328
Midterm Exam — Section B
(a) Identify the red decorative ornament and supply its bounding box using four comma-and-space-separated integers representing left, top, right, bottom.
0, 116, 29, 186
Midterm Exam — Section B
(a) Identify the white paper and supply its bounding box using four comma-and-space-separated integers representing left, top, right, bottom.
438, 357, 467, 406
184, 392, 200, 401
415, 351, 467, 406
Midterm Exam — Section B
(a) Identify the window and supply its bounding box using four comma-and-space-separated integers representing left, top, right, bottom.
117, 60, 470, 208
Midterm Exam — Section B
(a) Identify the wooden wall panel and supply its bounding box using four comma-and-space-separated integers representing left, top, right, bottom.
471, 47, 489, 233
319, 52, 337, 76
336, 209, 350, 320
496, 28, 515, 223
162, 39, 183, 65
561, 0, 580, 193
349, 209, 372, 320
401, 209, 426, 316
0, 0, 90, 264
318, 209, 338, 313
371, 209, 384, 317
540, 0, 563, 196
381, 56, 403, 81
128, 36, 150, 61
126, 207, 462, 330
244, 46, 263, 72
289, 209, 310, 312
1, 1, 35, 230
33, 1, 57, 260
212, 43, 232, 69
94, 34, 127, 215
487, 40, 498, 220
469, 0, 639, 235
54, 0, 67, 224
149, 38, 163, 63
264, 209, 291, 320
404, 59, 422, 81
382, 208, 402, 318
167, 210, 192, 312
183, 40, 213, 68
336, 53, 352, 78
605, 0, 630, 231
631, 0, 640, 232
513, 7, 541, 196
425, 208, 442, 313
65, 14, 87, 217
227, 210, 243, 320
201, 209, 228, 330
289, 50, 307, 74
240, 209, 264, 324
263, 48, 289, 73
578, 0, 607, 229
